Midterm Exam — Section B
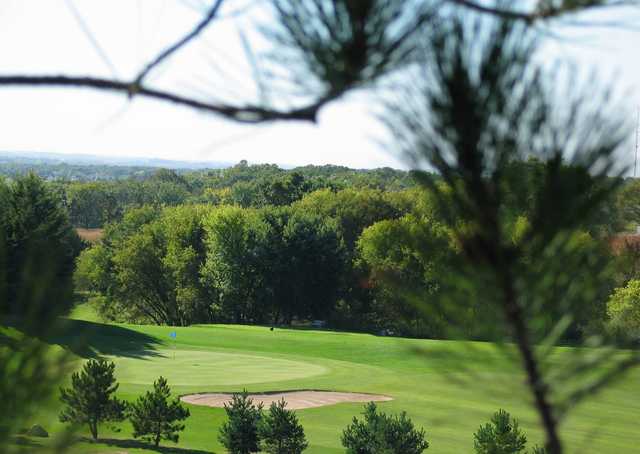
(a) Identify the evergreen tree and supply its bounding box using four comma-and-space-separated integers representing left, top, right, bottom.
258, 399, 308, 454
473, 410, 528, 454
129, 376, 190, 447
2, 173, 80, 323
341, 402, 428, 454
218, 391, 263, 454
59, 359, 126, 440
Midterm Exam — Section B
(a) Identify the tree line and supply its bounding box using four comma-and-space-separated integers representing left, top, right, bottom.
4, 164, 640, 343
69, 158, 640, 342
35, 162, 413, 228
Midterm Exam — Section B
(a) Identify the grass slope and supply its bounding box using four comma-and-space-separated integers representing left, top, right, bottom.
21, 304, 640, 453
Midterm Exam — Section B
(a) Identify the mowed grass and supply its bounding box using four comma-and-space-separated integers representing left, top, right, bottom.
21, 303, 640, 454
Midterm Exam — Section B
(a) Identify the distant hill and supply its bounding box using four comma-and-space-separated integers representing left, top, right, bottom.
0, 150, 233, 169
0, 150, 234, 181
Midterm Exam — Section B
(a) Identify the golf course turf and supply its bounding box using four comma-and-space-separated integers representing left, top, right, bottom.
21, 303, 640, 453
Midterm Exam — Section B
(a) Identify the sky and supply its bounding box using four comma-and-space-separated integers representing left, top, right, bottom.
0, 1, 639, 170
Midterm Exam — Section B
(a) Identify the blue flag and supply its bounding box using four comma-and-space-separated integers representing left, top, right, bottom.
169, 331, 177, 339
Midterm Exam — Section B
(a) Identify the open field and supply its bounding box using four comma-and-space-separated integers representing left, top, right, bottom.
75, 228, 105, 243
18, 303, 640, 453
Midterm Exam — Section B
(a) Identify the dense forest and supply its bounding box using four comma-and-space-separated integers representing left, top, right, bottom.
41, 160, 414, 228
4, 159, 640, 342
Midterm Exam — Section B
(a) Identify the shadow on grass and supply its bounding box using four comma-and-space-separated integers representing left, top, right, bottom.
87, 437, 215, 454
51, 318, 162, 359
3, 317, 163, 360
8, 435, 43, 448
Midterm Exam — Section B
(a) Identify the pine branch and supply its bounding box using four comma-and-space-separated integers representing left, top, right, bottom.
134, 0, 226, 86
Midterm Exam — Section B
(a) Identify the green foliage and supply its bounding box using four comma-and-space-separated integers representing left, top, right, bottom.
66, 182, 120, 228
341, 402, 429, 454
269, 0, 432, 97
473, 410, 527, 454
606, 279, 640, 342
75, 243, 112, 294
615, 179, 640, 231
218, 391, 263, 454
128, 376, 190, 447
1, 173, 80, 323
293, 188, 401, 249
201, 206, 263, 323
15, 161, 415, 228
258, 399, 308, 454
259, 172, 312, 206
59, 359, 126, 440
278, 210, 346, 321
0, 175, 77, 452
356, 213, 453, 337
81, 205, 209, 325
384, 13, 639, 453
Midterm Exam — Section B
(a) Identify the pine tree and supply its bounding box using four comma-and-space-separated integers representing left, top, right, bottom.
128, 376, 190, 447
258, 399, 308, 454
341, 402, 428, 454
218, 390, 263, 454
2, 172, 80, 323
59, 359, 126, 440
473, 409, 528, 454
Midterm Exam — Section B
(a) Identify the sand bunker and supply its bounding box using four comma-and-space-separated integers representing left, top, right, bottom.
181, 390, 393, 410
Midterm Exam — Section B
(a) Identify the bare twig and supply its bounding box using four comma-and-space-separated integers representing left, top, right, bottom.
449, 0, 536, 22
0, 75, 334, 123
64, 0, 119, 77
134, 0, 225, 86
449, 0, 638, 23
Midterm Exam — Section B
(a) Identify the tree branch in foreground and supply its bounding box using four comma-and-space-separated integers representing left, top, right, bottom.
450, 0, 637, 23
134, 0, 225, 86
0, 75, 331, 123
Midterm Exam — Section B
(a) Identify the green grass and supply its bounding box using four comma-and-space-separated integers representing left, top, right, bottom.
19, 303, 640, 453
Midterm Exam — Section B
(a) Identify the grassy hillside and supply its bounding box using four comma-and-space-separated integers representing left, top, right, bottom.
20, 303, 640, 453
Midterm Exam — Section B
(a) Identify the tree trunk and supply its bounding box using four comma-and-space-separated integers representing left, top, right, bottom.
155, 431, 161, 447
89, 420, 98, 440
500, 271, 562, 454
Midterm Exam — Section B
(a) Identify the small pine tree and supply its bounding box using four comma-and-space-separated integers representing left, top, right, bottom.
128, 376, 190, 447
59, 359, 126, 440
473, 409, 528, 454
218, 390, 263, 454
258, 398, 308, 454
341, 402, 428, 454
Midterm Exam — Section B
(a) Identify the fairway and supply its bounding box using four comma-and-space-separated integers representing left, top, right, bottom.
25, 304, 640, 454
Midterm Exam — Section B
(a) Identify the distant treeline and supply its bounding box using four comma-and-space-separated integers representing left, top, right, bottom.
0, 158, 162, 182
43, 161, 415, 228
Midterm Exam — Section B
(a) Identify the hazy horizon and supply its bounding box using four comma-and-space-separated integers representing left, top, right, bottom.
0, 1, 639, 170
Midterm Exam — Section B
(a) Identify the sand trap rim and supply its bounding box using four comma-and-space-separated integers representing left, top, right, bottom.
180, 389, 393, 410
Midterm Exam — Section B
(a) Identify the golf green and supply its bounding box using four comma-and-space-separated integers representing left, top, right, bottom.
109, 349, 328, 387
